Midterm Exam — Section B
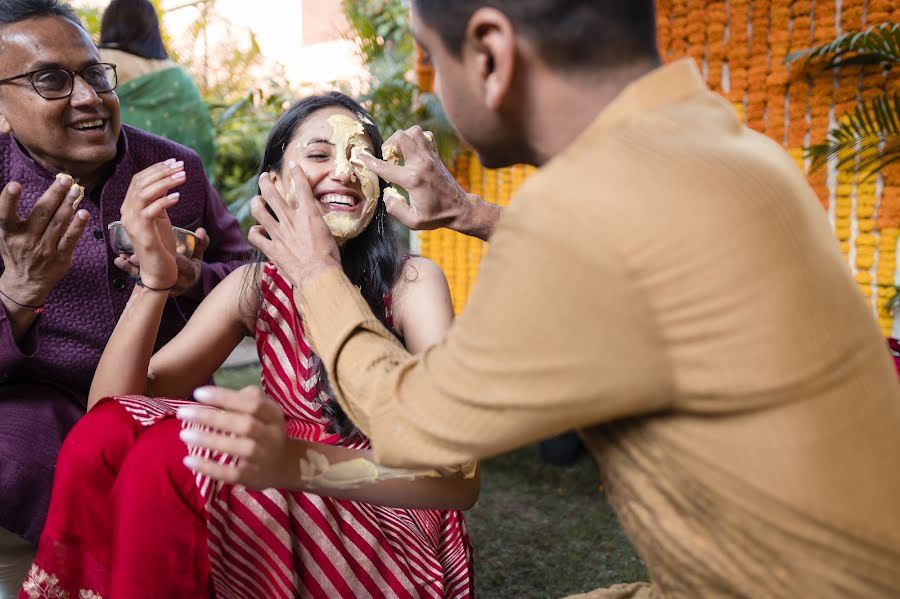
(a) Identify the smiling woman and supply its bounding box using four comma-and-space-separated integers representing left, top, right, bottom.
24, 91, 476, 599
269, 110, 380, 244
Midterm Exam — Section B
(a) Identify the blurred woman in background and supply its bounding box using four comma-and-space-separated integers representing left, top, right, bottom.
99, 0, 216, 174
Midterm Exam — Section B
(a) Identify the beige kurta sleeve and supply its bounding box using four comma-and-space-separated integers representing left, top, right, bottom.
299, 179, 674, 468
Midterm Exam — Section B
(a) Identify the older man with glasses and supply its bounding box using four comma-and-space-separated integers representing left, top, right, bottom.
0, 1, 249, 593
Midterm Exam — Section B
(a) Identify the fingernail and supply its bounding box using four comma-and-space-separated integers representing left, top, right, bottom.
56, 174, 73, 187
77, 210, 89, 220
169, 160, 184, 170
67, 186, 81, 198
166, 192, 180, 200
172, 171, 186, 180
259, 172, 270, 183
163, 158, 176, 166
183, 455, 199, 469
179, 429, 200, 443
193, 386, 214, 402
176, 406, 200, 420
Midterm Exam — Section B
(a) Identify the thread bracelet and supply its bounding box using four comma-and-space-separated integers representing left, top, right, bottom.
0, 288, 45, 314
132, 277, 176, 292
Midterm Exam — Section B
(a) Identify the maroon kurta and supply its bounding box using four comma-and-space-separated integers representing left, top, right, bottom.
0, 125, 251, 542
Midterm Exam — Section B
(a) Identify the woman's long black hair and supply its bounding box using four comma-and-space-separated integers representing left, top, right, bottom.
251, 92, 405, 440
99, 0, 169, 60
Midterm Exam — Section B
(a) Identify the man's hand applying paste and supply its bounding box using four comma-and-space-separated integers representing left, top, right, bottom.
357, 126, 502, 242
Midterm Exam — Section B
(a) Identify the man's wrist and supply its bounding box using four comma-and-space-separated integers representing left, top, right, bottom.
451, 193, 501, 242
0, 272, 50, 307
287, 257, 342, 293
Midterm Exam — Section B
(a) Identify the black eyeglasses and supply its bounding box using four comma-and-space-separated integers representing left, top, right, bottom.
0, 63, 117, 100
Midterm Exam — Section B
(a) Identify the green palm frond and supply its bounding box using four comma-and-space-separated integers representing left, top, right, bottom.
806, 91, 900, 177
786, 22, 900, 69
887, 287, 900, 316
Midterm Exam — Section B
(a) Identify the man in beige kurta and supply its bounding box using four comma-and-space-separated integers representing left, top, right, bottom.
239, 1, 900, 596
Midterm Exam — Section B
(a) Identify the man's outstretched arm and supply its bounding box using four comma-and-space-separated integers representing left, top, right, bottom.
298, 184, 673, 467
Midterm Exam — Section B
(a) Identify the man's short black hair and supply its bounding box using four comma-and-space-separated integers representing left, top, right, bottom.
413, 0, 658, 71
0, 0, 82, 27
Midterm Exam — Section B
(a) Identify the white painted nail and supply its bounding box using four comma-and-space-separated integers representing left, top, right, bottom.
176, 406, 199, 420
179, 429, 199, 443
193, 386, 215, 402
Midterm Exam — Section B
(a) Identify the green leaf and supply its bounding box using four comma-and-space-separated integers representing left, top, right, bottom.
806, 91, 900, 178
786, 22, 900, 68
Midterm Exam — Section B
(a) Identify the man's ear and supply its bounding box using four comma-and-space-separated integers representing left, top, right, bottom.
465, 7, 517, 112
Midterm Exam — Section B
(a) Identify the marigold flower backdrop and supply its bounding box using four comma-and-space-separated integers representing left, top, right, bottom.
418, 0, 900, 337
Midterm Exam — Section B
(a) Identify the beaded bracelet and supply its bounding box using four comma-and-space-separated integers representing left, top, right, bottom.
0, 288, 45, 314
132, 277, 176, 292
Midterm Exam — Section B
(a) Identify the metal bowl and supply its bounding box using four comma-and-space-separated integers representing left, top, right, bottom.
107, 220, 199, 259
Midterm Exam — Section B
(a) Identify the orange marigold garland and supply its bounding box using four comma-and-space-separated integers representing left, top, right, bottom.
705, 0, 728, 89
807, 0, 838, 211
657, 0, 673, 62
878, 163, 900, 335
869, 0, 897, 332
787, 0, 813, 150
685, 0, 707, 72
766, 2, 791, 144
670, 0, 691, 60
727, 0, 751, 104
746, 0, 772, 132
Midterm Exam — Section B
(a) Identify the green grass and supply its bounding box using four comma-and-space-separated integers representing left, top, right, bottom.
467, 446, 647, 598
213, 363, 262, 390
214, 365, 647, 597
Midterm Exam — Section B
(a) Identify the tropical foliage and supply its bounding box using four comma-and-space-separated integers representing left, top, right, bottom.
79, 0, 288, 230
341, 0, 458, 161
787, 22, 900, 177
209, 88, 292, 228
787, 22, 900, 313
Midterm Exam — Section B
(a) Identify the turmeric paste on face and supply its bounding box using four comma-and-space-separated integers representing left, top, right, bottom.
321, 115, 380, 243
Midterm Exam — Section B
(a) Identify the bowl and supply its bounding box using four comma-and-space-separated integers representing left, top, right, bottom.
107, 221, 199, 259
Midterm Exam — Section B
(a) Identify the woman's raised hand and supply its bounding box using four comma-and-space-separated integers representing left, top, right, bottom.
249, 166, 341, 290
120, 159, 185, 289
